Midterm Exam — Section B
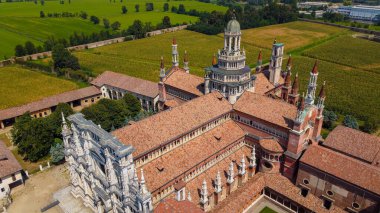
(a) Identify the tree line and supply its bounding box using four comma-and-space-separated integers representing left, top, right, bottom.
11, 93, 143, 163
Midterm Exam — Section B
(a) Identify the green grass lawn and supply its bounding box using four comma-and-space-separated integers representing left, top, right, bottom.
234, 21, 347, 51
0, 0, 227, 58
260, 207, 277, 213
302, 35, 380, 74
0, 66, 80, 110
75, 30, 271, 82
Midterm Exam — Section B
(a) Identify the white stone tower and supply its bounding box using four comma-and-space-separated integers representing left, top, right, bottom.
305, 60, 319, 105
204, 15, 254, 104
269, 39, 284, 85
172, 38, 179, 67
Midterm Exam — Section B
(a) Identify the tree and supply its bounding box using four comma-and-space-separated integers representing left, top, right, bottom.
24, 41, 36, 55
103, 18, 110, 29
162, 16, 171, 28
50, 139, 65, 164
52, 43, 80, 70
79, 11, 88, 19
122, 5, 128, 14
146, 2, 154, 11
135, 4, 140, 12
178, 4, 185, 14
343, 115, 359, 129
111, 21, 121, 30
171, 6, 178, 13
163, 3, 169, 11
41, 0, 44, 5
361, 118, 378, 134
323, 110, 338, 129
127, 20, 147, 39
90, 15, 100, 24
121, 93, 141, 116
15, 45, 26, 57
40, 11, 45, 18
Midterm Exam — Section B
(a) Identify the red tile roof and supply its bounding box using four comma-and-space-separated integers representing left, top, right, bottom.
164, 68, 204, 96
0, 140, 22, 178
154, 199, 203, 213
260, 138, 284, 153
254, 73, 275, 95
113, 91, 232, 157
91, 71, 159, 98
0, 86, 101, 121
300, 145, 380, 195
233, 91, 297, 129
323, 125, 380, 164
138, 120, 245, 192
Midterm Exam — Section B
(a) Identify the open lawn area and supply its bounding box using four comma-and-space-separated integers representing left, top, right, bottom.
302, 35, 380, 74
0, 66, 79, 110
235, 21, 347, 51
0, 0, 226, 58
75, 30, 271, 81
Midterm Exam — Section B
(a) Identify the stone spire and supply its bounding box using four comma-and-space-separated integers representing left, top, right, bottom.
305, 60, 319, 105
200, 179, 208, 204
172, 38, 179, 67
239, 155, 246, 175
291, 73, 299, 95
72, 124, 84, 156
296, 93, 305, 122
317, 81, 326, 109
183, 50, 189, 73
249, 145, 256, 168
140, 169, 148, 195
61, 112, 71, 148
227, 162, 234, 184
187, 191, 192, 201
256, 49, 262, 72
159, 56, 167, 102
83, 136, 93, 170
215, 171, 222, 193
133, 167, 139, 188
286, 54, 292, 72
160, 56, 165, 81
105, 148, 118, 186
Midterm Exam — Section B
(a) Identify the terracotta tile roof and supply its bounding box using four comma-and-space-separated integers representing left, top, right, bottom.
264, 174, 345, 213
164, 94, 186, 108
300, 145, 380, 195
323, 125, 380, 164
91, 71, 159, 98
154, 198, 203, 213
260, 138, 284, 153
254, 73, 274, 95
0, 86, 101, 121
233, 91, 297, 129
113, 91, 232, 157
184, 146, 253, 205
164, 67, 204, 96
0, 140, 22, 178
138, 120, 245, 192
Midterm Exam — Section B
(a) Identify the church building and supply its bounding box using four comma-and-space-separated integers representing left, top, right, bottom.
62, 17, 380, 213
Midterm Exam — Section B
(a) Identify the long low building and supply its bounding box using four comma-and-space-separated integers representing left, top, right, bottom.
0, 86, 102, 130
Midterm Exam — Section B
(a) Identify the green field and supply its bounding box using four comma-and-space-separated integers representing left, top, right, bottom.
302, 35, 380, 74
260, 207, 277, 213
0, 0, 227, 58
75, 30, 271, 81
235, 21, 347, 51
0, 66, 80, 110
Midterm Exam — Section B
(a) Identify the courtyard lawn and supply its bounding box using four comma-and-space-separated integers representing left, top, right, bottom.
302, 35, 380, 74
235, 21, 347, 51
260, 207, 277, 213
288, 56, 380, 124
75, 30, 271, 82
0, 0, 226, 58
0, 66, 79, 110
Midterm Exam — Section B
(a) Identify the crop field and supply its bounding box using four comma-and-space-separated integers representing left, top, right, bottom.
235, 21, 347, 51
0, 66, 79, 110
302, 35, 380, 74
0, 0, 226, 58
75, 30, 271, 81
288, 56, 380, 123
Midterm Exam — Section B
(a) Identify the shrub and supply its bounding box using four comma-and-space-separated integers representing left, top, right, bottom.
343, 115, 359, 129
50, 139, 65, 164
122, 5, 128, 14
111, 21, 121, 31
90, 15, 100, 24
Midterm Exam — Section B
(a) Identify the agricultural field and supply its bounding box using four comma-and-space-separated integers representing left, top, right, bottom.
287, 56, 380, 123
0, 66, 79, 110
0, 0, 227, 58
236, 21, 347, 51
302, 35, 380, 74
75, 30, 271, 81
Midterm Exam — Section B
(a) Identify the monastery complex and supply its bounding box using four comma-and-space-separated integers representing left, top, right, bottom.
1, 16, 379, 213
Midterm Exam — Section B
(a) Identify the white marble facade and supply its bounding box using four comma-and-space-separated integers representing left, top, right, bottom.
62, 113, 152, 213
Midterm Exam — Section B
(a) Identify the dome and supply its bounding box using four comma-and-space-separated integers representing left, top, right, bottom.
226, 19, 240, 33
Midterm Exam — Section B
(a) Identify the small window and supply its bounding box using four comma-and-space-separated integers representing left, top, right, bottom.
352, 202, 360, 210
301, 188, 309, 197
326, 190, 334, 196
303, 179, 309, 185
44, 112, 47, 116
323, 199, 332, 210
1, 188, 4, 192
12, 174, 16, 181
85, 100, 88, 103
